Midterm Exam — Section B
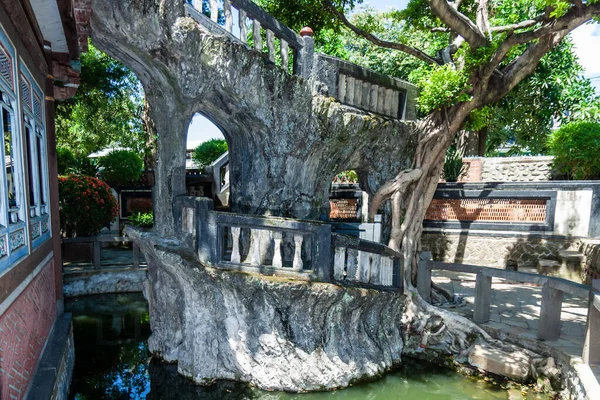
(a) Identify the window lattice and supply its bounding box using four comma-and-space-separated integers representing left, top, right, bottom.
0, 45, 12, 88
20, 75, 31, 109
425, 198, 547, 223
33, 93, 42, 120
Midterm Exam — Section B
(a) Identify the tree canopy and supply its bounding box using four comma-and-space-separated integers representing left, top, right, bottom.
258, 0, 600, 155
55, 42, 146, 157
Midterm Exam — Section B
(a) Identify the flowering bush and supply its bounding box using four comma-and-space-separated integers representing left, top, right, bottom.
58, 175, 118, 237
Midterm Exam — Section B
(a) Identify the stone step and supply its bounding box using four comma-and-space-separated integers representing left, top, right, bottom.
537, 258, 561, 274
558, 250, 586, 263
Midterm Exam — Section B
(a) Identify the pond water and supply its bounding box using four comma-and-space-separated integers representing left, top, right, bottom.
65, 293, 542, 400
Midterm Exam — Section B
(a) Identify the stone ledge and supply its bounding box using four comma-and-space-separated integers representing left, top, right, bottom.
63, 269, 147, 297
27, 313, 75, 400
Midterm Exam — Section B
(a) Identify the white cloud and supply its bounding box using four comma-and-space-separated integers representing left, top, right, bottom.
570, 23, 600, 78
187, 113, 224, 149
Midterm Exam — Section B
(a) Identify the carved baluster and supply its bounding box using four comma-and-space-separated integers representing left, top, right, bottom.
230, 227, 241, 263
224, 0, 232, 32
384, 88, 394, 117
253, 20, 262, 52
346, 248, 358, 281
272, 231, 283, 268
239, 10, 248, 43
346, 77, 355, 105
280, 40, 289, 70
266, 30, 275, 62
292, 234, 304, 271
250, 229, 261, 266
333, 247, 346, 280
369, 84, 379, 114
209, 0, 218, 23
377, 86, 386, 115
338, 74, 347, 103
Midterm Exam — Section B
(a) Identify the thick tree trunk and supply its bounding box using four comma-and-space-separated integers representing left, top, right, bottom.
378, 105, 475, 287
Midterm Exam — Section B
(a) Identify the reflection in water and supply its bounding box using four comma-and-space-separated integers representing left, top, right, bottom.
67, 294, 514, 400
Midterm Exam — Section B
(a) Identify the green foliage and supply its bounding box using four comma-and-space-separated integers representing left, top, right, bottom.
58, 175, 118, 237
442, 148, 465, 182
485, 39, 600, 155
128, 212, 153, 228
99, 150, 144, 185
192, 139, 228, 167
334, 170, 359, 183
68, 156, 100, 177
547, 121, 600, 180
57, 147, 76, 175
418, 65, 470, 114
55, 42, 147, 158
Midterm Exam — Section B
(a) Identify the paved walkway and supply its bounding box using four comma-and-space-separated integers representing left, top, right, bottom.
432, 270, 600, 384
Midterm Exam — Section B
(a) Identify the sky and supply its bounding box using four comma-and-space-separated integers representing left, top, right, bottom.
186, 1, 600, 148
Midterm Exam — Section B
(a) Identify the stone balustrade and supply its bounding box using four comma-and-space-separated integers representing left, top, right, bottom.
185, 0, 313, 76
332, 233, 401, 289
417, 252, 592, 343
173, 195, 403, 290
184, 0, 417, 120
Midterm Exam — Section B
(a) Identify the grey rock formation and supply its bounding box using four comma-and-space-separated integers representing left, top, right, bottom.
131, 229, 406, 391
90, 0, 417, 235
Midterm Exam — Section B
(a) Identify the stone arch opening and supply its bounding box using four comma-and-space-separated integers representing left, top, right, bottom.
186, 113, 230, 208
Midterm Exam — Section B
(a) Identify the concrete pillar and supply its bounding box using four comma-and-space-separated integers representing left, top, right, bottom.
583, 280, 600, 364
474, 273, 492, 323
538, 284, 564, 341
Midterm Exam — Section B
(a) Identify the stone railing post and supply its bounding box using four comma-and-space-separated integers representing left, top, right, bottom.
583, 279, 600, 364
195, 197, 216, 265
473, 272, 492, 323
417, 251, 432, 302
538, 283, 564, 341
295, 27, 314, 78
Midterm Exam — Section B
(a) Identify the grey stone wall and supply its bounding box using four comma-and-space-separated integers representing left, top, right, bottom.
480, 156, 553, 182
422, 232, 600, 275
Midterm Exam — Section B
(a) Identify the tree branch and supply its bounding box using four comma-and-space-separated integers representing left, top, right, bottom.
322, 0, 440, 65
490, 14, 545, 33
476, 0, 491, 38
428, 0, 487, 49
368, 169, 422, 222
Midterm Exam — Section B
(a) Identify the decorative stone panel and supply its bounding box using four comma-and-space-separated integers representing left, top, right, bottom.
0, 235, 6, 259
425, 198, 547, 223
480, 156, 553, 182
9, 228, 25, 251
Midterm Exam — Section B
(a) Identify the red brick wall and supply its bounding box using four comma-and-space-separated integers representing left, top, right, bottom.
0, 260, 56, 399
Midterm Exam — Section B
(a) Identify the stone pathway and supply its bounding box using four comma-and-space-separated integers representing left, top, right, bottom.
432, 270, 600, 384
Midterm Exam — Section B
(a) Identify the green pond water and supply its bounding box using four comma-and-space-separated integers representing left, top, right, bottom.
65, 293, 545, 400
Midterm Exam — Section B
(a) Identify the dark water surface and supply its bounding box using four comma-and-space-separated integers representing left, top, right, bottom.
65, 293, 531, 400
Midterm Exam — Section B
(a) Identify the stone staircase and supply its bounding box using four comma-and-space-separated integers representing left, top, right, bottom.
537, 250, 587, 283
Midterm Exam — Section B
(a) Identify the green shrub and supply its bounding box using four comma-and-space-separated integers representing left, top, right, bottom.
57, 147, 76, 175
99, 150, 143, 185
443, 148, 465, 182
69, 156, 100, 176
58, 175, 118, 237
129, 212, 153, 228
193, 139, 228, 167
547, 121, 600, 180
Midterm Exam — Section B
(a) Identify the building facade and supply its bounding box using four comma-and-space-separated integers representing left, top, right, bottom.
0, 0, 85, 397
